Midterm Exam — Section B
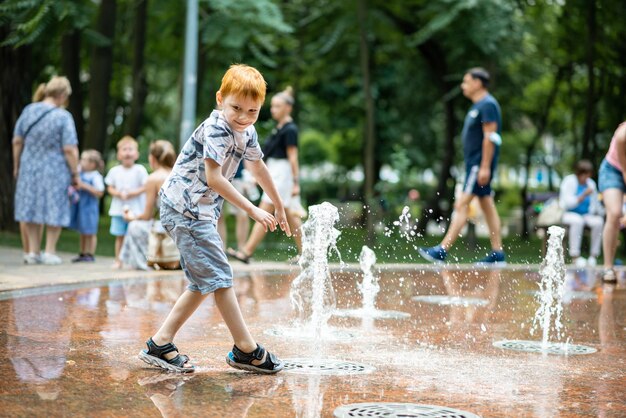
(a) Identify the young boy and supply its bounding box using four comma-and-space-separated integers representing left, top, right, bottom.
105, 136, 148, 268
138, 64, 291, 373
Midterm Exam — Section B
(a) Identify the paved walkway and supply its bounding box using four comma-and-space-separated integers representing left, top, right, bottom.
0, 246, 296, 294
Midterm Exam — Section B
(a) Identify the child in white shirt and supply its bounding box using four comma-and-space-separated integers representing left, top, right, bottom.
105, 135, 148, 268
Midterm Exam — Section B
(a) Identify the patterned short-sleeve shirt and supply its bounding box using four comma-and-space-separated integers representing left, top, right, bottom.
161, 110, 263, 221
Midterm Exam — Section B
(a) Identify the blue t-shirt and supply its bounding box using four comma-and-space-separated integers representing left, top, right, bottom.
571, 183, 591, 215
461, 94, 502, 168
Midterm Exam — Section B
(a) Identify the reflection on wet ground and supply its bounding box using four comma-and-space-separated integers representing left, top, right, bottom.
0, 268, 624, 417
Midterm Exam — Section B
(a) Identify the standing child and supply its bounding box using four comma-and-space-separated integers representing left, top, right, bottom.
70, 150, 105, 262
105, 136, 148, 268
138, 64, 291, 374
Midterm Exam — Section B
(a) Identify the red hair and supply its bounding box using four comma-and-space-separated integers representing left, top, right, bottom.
219, 64, 266, 103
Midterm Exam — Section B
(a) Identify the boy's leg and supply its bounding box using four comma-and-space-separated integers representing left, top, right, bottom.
241, 201, 275, 257
152, 289, 208, 349
602, 188, 623, 269
478, 195, 503, 251
79, 234, 86, 254
440, 192, 474, 250
214, 286, 267, 365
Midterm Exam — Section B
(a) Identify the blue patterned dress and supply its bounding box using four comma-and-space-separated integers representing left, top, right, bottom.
13, 102, 78, 226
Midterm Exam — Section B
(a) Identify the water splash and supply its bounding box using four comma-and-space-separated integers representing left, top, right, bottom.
357, 246, 379, 313
290, 202, 342, 342
531, 226, 566, 349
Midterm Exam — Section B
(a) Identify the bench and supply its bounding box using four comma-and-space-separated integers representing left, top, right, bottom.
526, 192, 592, 256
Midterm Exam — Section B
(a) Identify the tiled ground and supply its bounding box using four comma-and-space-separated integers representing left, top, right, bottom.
0, 267, 624, 417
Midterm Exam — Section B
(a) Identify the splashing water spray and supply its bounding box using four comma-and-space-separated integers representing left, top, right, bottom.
531, 225, 566, 349
290, 202, 342, 341
358, 246, 379, 313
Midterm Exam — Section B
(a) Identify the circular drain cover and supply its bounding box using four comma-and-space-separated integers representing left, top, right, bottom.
333, 308, 411, 319
283, 358, 375, 375
333, 402, 481, 417
493, 339, 597, 355
412, 295, 489, 307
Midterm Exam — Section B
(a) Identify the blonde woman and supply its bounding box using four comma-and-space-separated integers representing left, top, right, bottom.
227, 86, 304, 263
12, 76, 79, 265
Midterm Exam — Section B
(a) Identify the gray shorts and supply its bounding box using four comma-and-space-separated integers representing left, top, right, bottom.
160, 203, 233, 294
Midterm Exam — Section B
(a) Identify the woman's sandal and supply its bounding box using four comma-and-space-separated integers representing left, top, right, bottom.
226, 248, 250, 264
226, 343, 284, 374
138, 338, 195, 373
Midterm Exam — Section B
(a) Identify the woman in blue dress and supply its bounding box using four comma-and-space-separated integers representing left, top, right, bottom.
12, 76, 79, 265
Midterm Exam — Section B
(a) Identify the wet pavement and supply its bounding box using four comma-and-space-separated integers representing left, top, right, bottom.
0, 265, 624, 417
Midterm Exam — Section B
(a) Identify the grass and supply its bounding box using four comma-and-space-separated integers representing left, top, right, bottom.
0, 216, 547, 264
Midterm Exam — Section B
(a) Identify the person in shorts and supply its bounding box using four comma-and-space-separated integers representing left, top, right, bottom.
598, 122, 626, 283
138, 64, 291, 374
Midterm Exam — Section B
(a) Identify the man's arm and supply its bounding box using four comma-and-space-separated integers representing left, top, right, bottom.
478, 121, 498, 186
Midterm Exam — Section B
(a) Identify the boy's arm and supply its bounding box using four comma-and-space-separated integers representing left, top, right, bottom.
205, 159, 287, 234
246, 159, 292, 236
126, 185, 146, 198
107, 185, 121, 198
478, 121, 498, 186
124, 177, 157, 221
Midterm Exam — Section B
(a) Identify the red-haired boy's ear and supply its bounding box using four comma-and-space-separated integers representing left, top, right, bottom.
216, 91, 223, 107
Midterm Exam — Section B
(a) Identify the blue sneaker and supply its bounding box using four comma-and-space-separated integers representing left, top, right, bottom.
476, 250, 506, 266
418, 245, 447, 263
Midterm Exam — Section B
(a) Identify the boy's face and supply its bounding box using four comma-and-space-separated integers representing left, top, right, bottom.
117, 143, 139, 167
216, 92, 262, 132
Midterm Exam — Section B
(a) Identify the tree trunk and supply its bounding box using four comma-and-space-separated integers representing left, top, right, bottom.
357, 0, 377, 245
415, 40, 456, 234
126, 0, 149, 137
582, 0, 596, 160
0, 29, 31, 230
520, 66, 565, 238
61, 30, 85, 146
85, 0, 117, 153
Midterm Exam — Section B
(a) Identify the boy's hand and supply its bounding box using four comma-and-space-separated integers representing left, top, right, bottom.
250, 207, 278, 232
275, 208, 292, 237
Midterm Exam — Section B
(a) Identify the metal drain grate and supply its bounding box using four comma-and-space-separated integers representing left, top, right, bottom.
412, 295, 489, 307
333, 308, 411, 319
333, 402, 481, 417
283, 358, 375, 375
493, 339, 597, 355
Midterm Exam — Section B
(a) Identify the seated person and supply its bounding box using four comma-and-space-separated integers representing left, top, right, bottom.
120, 140, 176, 270
559, 160, 604, 267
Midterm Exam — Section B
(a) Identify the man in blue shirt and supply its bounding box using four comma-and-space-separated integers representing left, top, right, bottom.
419, 68, 506, 265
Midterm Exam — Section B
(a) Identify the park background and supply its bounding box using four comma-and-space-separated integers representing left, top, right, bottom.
1, 0, 625, 263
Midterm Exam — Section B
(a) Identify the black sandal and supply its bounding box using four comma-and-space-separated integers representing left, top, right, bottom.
138, 338, 195, 373
226, 248, 250, 264
226, 343, 284, 374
